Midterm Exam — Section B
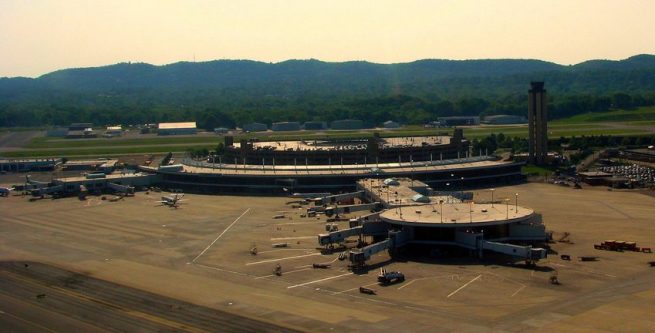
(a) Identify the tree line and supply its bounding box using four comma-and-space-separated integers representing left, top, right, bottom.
1, 90, 654, 129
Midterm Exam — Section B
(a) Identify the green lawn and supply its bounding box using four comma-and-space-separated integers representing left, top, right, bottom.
5, 106, 655, 158
551, 106, 655, 124
1, 144, 215, 158
27, 136, 221, 149
521, 165, 556, 176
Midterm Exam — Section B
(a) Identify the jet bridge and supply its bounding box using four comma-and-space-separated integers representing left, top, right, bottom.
107, 182, 135, 195
30, 184, 64, 197
456, 230, 547, 262
318, 226, 362, 247
313, 191, 365, 205
482, 241, 547, 262
325, 202, 381, 217
346, 229, 546, 267
349, 229, 409, 267
318, 218, 390, 248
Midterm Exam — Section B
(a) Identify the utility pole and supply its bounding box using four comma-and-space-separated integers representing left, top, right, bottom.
469, 201, 473, 223
439, 200, 444, 223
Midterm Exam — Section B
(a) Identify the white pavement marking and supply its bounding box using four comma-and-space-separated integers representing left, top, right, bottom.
287, 272, 353, 289
332, 282, 379, 295
397, 279, 417, 290
270, 236, 316, 241
395, 274, 460, 291
245, 252, 321, 265
552, 262, 617, 278
296, 256, 339, 268
447, 274, 482, 298
255, 267, 312, 279
194, 263, 251, 277
191, 208, 250, 263
511, 285, 526, 297
257, 248, 316, 254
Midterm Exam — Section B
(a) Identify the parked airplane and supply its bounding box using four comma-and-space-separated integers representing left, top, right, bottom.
0, 187, 13, 197
156, 193, 187, 208
283, 188, 330, 199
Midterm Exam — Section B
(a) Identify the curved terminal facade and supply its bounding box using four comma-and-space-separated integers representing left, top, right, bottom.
148, 132, 525, 194
360, 178, 546, 246
379, 203, 540, 244
222, 130, 468, 166
319, 178, 548, 267
149, 156, 523, 194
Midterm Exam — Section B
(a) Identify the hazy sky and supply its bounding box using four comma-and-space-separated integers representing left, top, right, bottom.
2, 0, 655, 77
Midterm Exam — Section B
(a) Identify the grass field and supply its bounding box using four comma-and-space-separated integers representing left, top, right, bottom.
27, 136, 221, 149
0, 145, 215, 158
2, 107, 655, 158
521, 164, 557, 176
551, 106, 655, 123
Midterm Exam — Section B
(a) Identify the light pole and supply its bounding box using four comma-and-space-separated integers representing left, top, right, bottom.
399, 197, 403, 219
395, 191, 399, 215
506, 198, 509, 219
439, 200, 444, 223
460, 177, 464, 198
446, 183, 450, 203
490, 188, 495, 207
386, 186, 390, 203
515, 193, 519, 212
469, 201, 473, 223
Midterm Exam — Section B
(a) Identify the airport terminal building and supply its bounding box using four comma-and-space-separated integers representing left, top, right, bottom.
144, 130, 525, 194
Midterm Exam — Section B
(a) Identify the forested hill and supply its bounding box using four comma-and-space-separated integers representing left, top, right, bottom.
1, 55, 655, 128
33, 58, 563, 91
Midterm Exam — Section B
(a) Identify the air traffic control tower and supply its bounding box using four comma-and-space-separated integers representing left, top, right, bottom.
528, 82, 548, 165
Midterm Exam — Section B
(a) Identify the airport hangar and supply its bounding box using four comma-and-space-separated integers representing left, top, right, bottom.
143, 130, 525, 194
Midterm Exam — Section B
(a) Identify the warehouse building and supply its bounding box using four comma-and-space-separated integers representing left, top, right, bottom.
67, 122, 96, 138
104, 125, 123, 137
483, 115, 527, 125
157, 122, 197, 136
383, 120, 400, 129
303, 121, 327, 130
243, 122, 268, 132
272, 122, 301, 132
69, 123, 93, 131
437, 116, 480, 126
214, 127, 229, 134
46, 127, 68, 137
331, 119, 364, 130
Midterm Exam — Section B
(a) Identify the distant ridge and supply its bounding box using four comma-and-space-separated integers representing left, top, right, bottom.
1, 55, 655, 128
0, 55, 654, 91
0, 55, 652, 95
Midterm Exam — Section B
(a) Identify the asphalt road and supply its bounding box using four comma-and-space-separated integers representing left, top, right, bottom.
0, 261, 302, 333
